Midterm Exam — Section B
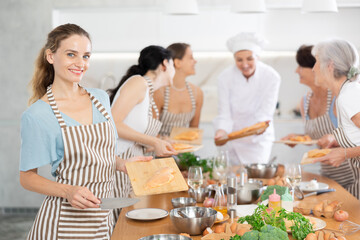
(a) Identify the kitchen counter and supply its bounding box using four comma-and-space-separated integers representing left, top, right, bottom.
111, 172, 360, 240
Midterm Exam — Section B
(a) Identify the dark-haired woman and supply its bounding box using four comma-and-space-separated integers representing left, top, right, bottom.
19, 24, 151, 239
108, 45, 177, 219
154, 43, 203, 136
281, 45, 352, 188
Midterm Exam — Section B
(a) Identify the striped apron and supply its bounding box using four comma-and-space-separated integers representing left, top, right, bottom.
113, 76, 162, 221
158, 81, 196, 137
304, 90, 353, 188
27, 86, 117, 240
333, 80, 360, 199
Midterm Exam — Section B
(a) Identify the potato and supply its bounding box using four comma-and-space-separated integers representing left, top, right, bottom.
305, 233, 317, 240
214, 224, 225, 233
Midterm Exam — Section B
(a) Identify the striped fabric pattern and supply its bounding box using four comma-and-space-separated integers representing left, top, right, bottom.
112, 76, 163, 222
333, 82, 360, 199
333, 126, 360, 199
27, 86, 117, 240
158, 81, 196, 136
304, 89, 354, 189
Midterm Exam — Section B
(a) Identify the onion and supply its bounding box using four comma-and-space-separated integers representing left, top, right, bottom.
203, 197, 215, 207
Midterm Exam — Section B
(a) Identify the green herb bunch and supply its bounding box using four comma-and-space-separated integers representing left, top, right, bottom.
238, 204, 314, 240
177, 152, 213, 177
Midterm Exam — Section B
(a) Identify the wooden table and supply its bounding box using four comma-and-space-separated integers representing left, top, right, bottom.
111, 172, 360, 240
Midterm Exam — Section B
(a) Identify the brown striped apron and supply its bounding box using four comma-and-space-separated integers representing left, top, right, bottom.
158, 81, 196, 137
113, 76, 162, 221
27, 86, 117, 240
333, 80, 360, 199
304, 89, 353, 188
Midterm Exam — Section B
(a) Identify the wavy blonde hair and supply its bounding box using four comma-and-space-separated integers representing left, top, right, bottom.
28, 24, 91, 105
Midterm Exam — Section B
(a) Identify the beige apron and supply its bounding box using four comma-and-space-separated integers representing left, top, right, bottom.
113, 76, 162, 221
27, 86, 117, 240
304, 89, 353, 188
332, 80, 360, 199
158, 81, 196, 137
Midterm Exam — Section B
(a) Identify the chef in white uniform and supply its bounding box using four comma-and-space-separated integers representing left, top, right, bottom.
213, 32, 281, 166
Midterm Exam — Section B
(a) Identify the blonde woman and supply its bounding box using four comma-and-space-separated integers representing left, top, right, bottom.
19, 24, 150, 239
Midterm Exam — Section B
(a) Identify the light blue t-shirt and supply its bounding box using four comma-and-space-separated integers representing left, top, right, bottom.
20, 88, 118, 177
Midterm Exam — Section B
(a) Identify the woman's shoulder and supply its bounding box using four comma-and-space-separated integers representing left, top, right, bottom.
121, 75, 148, 91
22, 100, 52, 120
188, 82, 203, 94
21, 100, 59, 132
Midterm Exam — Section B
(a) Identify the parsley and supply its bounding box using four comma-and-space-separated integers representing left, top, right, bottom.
176, 152, 213, 177
238, 204, 314, 240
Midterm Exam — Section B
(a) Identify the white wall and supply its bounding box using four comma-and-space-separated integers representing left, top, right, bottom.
53, 7, 360, 52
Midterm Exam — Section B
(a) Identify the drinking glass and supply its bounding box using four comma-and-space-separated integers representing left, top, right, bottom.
285, 163, 302, 187
187, 166, 203, 190
213, 150, 229, 184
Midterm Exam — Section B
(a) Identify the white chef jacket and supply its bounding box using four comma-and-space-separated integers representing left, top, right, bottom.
213, 61, 281, 165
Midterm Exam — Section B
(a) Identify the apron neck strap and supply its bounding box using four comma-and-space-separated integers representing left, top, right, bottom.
46, 85, 111, 128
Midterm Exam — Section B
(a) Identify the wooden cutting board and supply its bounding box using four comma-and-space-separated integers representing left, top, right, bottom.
169, 127, 203, 145
125, 157, 188, 196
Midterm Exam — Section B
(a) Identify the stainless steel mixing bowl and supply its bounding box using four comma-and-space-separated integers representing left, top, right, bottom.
237, 179, 264, 204
138, 234, 192, 240
188, 187, 210, 203
245, 163, 278, 179
171, 197, 196, 208
170, 207, 217, 235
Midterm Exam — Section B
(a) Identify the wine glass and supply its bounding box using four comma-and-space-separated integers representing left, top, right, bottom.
213, 150, 229, 184
285, 163, 302, 198
187, 166, 203, 190
285, 163, 302, 187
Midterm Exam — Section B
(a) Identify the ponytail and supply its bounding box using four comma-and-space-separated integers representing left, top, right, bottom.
28, 47, 55, 105
107, 45, 172, 105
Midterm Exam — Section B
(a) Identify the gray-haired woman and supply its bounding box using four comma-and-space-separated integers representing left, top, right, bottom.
312, 39, 360, 199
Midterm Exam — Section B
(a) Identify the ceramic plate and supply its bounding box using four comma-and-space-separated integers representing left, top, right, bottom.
286, 216, 326, 232
299, 181, 329, 192
274, 140, 318, 145
126, 208, 168, 221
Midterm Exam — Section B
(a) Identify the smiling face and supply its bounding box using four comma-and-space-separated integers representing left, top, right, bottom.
295, 66, 315, 86
234, 50, 257, 78
177, 47, 197, 76
46, 34, 92, 84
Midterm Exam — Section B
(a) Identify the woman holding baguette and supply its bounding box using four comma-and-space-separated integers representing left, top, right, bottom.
213, 32, 281, 165
312, 39, 360, 199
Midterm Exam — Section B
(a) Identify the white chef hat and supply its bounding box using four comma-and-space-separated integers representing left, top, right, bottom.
226, 32, 267, 56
